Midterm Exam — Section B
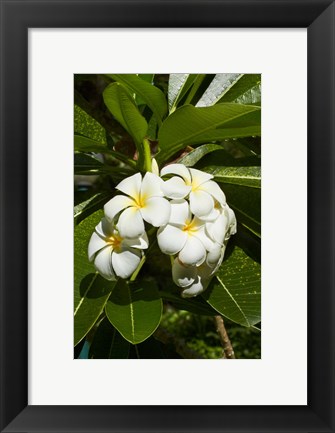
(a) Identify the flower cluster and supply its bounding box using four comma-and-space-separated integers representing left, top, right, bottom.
88, 163, 236, 297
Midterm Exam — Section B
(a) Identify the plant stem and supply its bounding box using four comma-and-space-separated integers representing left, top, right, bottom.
214, 315, 235, 359
142, 138, 152, 172
130, 255, 146, 282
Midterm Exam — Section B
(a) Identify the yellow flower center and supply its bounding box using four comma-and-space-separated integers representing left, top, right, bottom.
107, 234, 123, 251
182, 219, 198, 234
134, 193, 147, 209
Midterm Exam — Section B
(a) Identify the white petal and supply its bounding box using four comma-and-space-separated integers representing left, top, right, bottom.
194, 226, 216, 251
122, 232, 149, 250
117, 207, 145, 238
198, 207, 220, 222
189, 168, 213, 188
181, 263, 214, 297
227, 207, 237, 236
189, 190, 214, 217
140, 197, 171, 227
116, 172, 142, 200
199, 180, 226, 205
112, 248, 141, 279
104, 195, 135, 221
157, 224, 187, 255
161, 177, 191, 199
88, 232, 107, 261
206, 243, 223, 267
206, 213, 229, 245
172, 258, 197, 288
181, 275, 209, 298
95, 217, 114, 238
161, 163, 191, 184
93, 245, 115, 280
179, 235, 206, 266
151, 158, 160, 176
169, 199, 191, 225
140, 172, 164, 199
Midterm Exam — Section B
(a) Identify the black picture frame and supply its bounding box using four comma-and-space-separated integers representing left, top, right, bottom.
1, 0, 334, 432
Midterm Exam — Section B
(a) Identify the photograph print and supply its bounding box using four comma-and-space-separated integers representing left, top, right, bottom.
74, 73, 261, 359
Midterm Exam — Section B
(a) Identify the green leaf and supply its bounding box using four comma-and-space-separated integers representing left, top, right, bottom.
135, 74, 154, 105
74, 192, 111, 226
196, 74, 242, 107
74, 153, 103, 175
108, 74, 167, 125
105, 279, 163, 344
177, 144, 223, 166
202, 166, 261, 188
103, 83, 148, 157
74, 210, 117, 346
168, 74, 197, 112
74, 134, 106, 153
157, 103, 261, 163
221, 183, 261, 237
160, 290, 217, 316
74, 135, 137, 168
183, 74, 207, 105
203, 246, 261, 326
89, 318, 130, 359
218, 74, 261, 106
74, 105, 107, 143
74, 153, 135, 178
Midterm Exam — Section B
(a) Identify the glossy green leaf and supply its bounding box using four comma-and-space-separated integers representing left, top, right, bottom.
108, 74, 167, 125
135, 74, 154, 105
74, 135, 137, 168
168, 74, 197, 112
157, 103, 260, 162
203, 246, 261, 326
74, 192, 111, 226
196, 74, 242, 107
89, 318, 130, 359
203, 166, 261, 188
74, 153, 103, 174
218, 74, 261, 106
105, 279, 163, 344
74, 210, 116, 346
183, 74, 207, 105
103, 83, 148, 155
221, 183, 261, 238
177, 144, 223, 166
74, 105, 107, 143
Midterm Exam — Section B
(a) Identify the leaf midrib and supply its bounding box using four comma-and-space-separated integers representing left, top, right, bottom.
126, 284, 135, 341
74, 273, 98, 316
216, 275, 250, 327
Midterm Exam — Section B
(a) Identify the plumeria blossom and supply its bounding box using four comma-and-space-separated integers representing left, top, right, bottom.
87, 162, 236, 297
205, 203, 237, 246
161, 164, 226, 218
157, 199, 215, 266
172, 257, 221, 298
88, 217, 148, 280
170, 202, 237, 297
104, 172, 171, 239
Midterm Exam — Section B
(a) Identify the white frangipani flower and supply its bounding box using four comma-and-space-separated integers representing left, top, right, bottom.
172, 258, 219, 298
88, 217, 148, 280
161, 164, 226, 218
205, 203, 237, 247
151, 158, 160, 176
104, 172, 171, 239
157, 199, 215, 266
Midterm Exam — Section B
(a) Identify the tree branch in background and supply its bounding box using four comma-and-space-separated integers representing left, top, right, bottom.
214, 315, 235, 359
